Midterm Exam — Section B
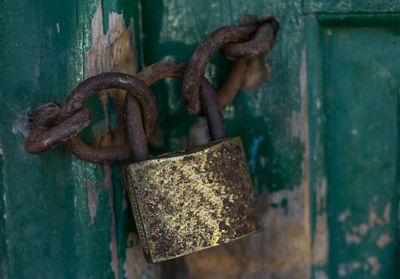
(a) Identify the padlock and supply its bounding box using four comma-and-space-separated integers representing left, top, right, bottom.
122, 62, 261, 263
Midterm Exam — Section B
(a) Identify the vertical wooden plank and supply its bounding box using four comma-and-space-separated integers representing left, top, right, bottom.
306, 13, 400, 279
305, 16, 330, 279
326, 24, 399, 279
0, 0, 138, 278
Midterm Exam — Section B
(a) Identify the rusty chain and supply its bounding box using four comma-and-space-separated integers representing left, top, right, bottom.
24, 15, 279, 164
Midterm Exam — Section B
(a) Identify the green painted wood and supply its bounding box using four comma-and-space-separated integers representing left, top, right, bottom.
307, 14, 400, 279
303, 0, 400, 13
0, 0, 130, 278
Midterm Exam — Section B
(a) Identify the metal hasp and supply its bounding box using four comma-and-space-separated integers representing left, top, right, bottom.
123, 137, 260, 263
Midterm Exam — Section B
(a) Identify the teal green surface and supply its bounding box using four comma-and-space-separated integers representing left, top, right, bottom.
304, 0, 400, 13
307, 13, 400, 278
0, 0, 112, 278
326, 25, 399, 278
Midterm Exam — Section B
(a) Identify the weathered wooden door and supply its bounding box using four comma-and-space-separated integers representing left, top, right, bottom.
1, 0, 398, 278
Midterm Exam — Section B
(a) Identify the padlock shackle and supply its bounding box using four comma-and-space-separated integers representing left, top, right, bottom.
136, 61, 226, 140
126, 61, 226, 162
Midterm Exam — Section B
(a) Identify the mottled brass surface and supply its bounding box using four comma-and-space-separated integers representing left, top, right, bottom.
122, 137, 261, 263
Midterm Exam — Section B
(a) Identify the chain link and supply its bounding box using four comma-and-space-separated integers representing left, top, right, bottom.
24, 15, 279, 164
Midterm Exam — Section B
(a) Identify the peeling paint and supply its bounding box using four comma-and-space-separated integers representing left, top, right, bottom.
313, 213, 328, 265
123, 233, 161, 279
376, 233, 390, 248
338, 262, 362, 277
86, 181, 102, 225
383, 202, 391, 223
352, 223, 368, 236
338, 209, 350, 222
345, 233, 361, 244
369, 204, 385, 228
85, 3, 138, 279
366, 256, 381, 275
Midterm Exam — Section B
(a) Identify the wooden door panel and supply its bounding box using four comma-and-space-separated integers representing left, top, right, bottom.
306, 14, 400, 278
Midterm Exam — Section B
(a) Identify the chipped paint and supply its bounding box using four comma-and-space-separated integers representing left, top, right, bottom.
338, 209, 350, 222
376, 233, 390, 248
313, 213, 328, 265
345, 233, 361, 244
352, 223, 368, 236
366, 257, 381, 275
368, 204, 385, 228
338, 262, 362, 277
86, 181, 101, 225
123, 233, 161, 279
383, 202, 391, 223
85, 2, 139, 278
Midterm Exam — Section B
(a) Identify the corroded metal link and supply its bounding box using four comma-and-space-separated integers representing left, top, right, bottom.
64, 139, 133, 164
183, 20, 278, 116
220, 19, 279, 59
126, 61, 225, 149
61, 72, 158, 142
182, 24, 258, 115
216, 59, 248, 110
125, 96, 149, 162
24, 15, 279, 164
25, 106, 91, 154
62, 72, 159, 164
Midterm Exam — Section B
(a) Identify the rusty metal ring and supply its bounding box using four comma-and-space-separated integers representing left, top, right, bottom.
182, 23, 259, 115
126, 61, 225, 143
61, 72, 158, 164
182, 19, 279, 115
220, 19, 279, 59
25, 106, 91, 154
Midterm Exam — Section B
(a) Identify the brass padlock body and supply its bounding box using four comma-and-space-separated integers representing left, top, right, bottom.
122, 137, 261, 263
